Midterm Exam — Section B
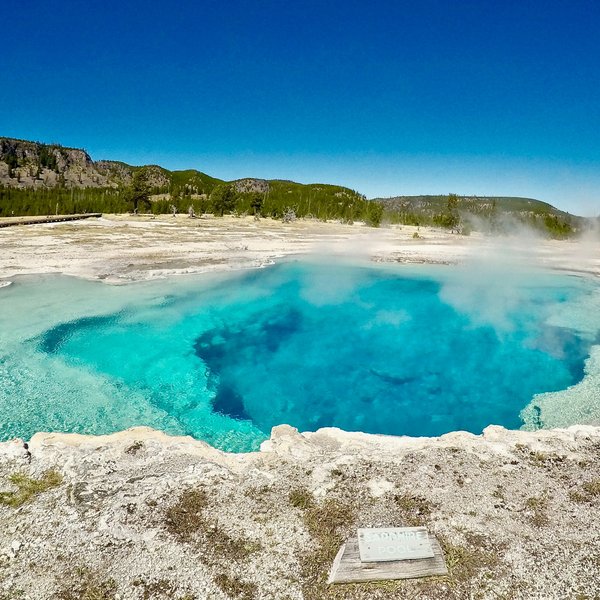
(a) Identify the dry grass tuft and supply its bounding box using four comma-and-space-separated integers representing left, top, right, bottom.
125, 441, 144, 455
164, 489, 208, 542
393, 493, 433, 526
583, 479, 600, 497
54, 567, 116, 600
524, 495, 550, 527
569, 479, 600, 503
131, 577, 196, 600
441, 538, 502, 585
298, 499, 355, 599
289, 487, 314, 509
204, 525, 262, 561
213, 573, 257, 600
164, 488, 260, 561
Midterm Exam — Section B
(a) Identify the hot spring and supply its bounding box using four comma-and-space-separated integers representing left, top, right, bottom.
1, 260, 599, 452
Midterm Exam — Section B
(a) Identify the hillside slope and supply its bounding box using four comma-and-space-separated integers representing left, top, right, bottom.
374, 194, 584, 237
0, 137, 376, 223
374, 194, 577, 220
0, 137, 222, 195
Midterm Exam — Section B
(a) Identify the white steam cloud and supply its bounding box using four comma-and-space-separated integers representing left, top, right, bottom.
437, 222, 547, 333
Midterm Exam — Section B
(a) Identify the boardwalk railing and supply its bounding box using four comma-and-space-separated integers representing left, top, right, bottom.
0, 214, 102, 228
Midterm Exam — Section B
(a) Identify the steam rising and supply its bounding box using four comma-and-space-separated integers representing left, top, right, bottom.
438, 227, 546, 333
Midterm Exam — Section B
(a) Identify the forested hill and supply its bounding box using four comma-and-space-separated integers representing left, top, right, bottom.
374, 194, 585, 238
0, 137, 587, 236
0, 137, 382, 224
375, 194, 576, 220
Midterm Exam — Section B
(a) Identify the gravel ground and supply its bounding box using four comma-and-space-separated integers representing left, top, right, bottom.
1, 214, 598, 284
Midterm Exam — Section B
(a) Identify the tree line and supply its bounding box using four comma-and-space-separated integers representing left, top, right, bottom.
0, 176, 579, 238
0, 170, 384, 227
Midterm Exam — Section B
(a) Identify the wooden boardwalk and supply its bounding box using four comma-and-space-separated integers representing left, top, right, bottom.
0, 213, 102, 228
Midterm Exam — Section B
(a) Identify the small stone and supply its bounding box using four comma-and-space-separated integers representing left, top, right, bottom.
367, 478, 395, 498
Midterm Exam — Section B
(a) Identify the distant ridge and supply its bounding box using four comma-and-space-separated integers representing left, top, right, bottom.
372, 193, 583, 237
373, 194, 577, 220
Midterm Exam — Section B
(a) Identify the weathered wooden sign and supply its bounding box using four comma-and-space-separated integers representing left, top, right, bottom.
328, 528, 448, 584
357, 526, 434, 562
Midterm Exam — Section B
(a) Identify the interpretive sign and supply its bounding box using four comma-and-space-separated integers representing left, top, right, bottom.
357, 527, 434, 562
328, 531, 448, 584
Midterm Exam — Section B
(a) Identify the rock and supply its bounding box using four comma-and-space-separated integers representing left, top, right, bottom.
233, 178, 270, 194
0, 438, 29, 464
367, 478, 395, 498
262, 424, 315, 459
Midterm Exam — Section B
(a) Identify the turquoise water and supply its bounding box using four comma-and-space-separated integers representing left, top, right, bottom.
1, 261, 599, 451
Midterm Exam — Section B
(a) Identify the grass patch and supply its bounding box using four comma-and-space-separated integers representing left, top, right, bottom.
164, 489, 208, 541
514, 445, 565, 468
289, 487, 314, 509
569, 479, 600, 503
54, 567, 116, 600
393, 493, 433, 526
583, 479, 600, 497
425, 534, 507, 598
442, 538, 502, 585
213, 573, 257, 600
0, 587, 24, 600
443, 541, 484, 584
204, 525, 261, 561
524, 495, 550, 527
569, 489, 588, 503
304, 499, 355, 546
298, 499, 355, 599
0, 469, 62, 507
164, 488, 260, 561
131, 578, 196, 599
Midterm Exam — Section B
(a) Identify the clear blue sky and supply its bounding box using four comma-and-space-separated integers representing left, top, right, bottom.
1, 0, 599, 214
